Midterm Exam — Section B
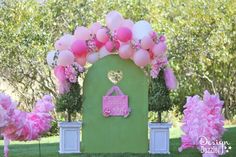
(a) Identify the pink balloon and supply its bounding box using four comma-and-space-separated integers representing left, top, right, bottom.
114, 40, 120, 50
152, 42, 167, 57
94, 38, 104, 49
96, 28, 109, 43
71, 40, 88, 58
74, 26, 91, 41
106, 11, 124, 30
117, 27, 132, 42
133, 49, 150, 67
118, 44, 134, 59
89, 22, 102, 35
141, 36, 155, 49
76, 57, 86, 66
57, 50, 75, 66
122, 19, 134, 30
54, 34, 75, 51
99, 46, 110, 58
105, 40, 120, 52
86, 53, 99, 64
105, 41, 114, 52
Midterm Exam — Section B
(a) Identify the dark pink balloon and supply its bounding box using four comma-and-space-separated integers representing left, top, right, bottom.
71, 40, 88, 58
117, 27, 132, 42
105, 41, 114, 52
114, 40, 120, 50
94, 38, 104, 49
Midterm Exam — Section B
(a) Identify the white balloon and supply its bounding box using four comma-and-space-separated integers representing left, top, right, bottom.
46, 50, 57, 67
99, 46, 110, 58
87, 53, 99, 64
132, 20, 152, 40
57, 50, 75, 66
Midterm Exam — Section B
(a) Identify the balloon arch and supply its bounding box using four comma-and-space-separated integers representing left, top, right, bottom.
46, 11, 177, 94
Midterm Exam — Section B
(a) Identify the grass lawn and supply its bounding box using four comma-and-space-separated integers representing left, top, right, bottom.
0, 125, 235, 157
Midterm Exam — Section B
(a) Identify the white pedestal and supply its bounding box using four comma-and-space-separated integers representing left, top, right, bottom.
59, 121, 82, 154
149, 122, 172, 154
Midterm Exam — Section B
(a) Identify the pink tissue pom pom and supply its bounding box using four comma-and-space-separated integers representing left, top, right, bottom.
33, 95, 54, 113
179, 90, 225, 155
0, 93, 54, 144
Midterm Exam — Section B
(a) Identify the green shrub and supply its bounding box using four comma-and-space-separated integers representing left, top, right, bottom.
56, 83, 82, 122
148, 69, 171, 122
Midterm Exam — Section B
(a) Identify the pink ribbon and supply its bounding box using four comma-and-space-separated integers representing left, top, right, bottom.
105, 86, 125, 96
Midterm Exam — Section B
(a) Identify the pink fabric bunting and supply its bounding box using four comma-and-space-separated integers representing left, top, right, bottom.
0, 93, 55, 157
179, 90, 225, 157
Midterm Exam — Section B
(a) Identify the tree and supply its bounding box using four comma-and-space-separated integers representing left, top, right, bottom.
56, 83, 82, 122
149, 70, 171, 122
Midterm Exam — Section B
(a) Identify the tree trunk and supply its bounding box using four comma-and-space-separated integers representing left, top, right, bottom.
157, 111, 162, 123
68, 112, 71, 122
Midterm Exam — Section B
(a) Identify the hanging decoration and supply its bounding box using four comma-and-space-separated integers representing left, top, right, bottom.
102, 86, 130, 118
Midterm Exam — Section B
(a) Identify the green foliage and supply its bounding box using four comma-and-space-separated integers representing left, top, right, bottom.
149, 70, 171, 113
56, 83, 82, 122
148, 70, 171, 122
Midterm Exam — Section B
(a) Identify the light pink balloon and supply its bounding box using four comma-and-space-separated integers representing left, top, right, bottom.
96, 28, 109, 43
89, 22, 102, 35
106, 11, 124, 30
57, 50, 75, 66
152, 42, 167, 57
133, 49, 150, 67
54, 34, 75, 51
117, 27, 132, 42
122, 19, 134, 30
99, 46, 110, 58
141, 36, 155, 49
76, 57, 86, 66
118, 44, 134, 59
87, 53, 99, 64
74, 26, 91, 40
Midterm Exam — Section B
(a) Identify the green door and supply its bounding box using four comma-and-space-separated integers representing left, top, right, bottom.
82, 55, 148, 153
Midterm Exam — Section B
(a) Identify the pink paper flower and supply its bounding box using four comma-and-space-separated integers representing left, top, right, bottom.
103, 108, 111, 117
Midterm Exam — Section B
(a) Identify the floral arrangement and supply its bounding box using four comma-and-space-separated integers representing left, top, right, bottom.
53, 63, 84, 94
179, 90, 225, 156
0, 93, 55, 157
46, 11, 177, 93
